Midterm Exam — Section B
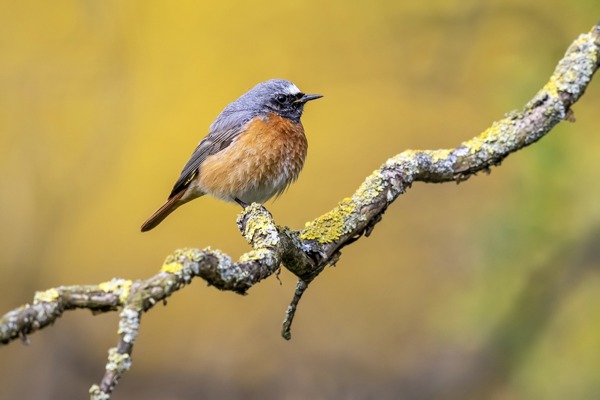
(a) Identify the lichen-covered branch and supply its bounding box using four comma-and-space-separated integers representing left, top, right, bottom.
0, 284, 124, 345
298, 25, 599, 277
0, 22, 598, 400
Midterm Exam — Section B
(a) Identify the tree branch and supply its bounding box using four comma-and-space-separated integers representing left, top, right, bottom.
1, 22, 598, 400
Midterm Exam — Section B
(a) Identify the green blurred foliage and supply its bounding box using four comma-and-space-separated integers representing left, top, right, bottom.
1, 1, 599, 399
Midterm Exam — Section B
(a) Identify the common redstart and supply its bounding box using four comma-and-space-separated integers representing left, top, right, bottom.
141, 79, 322, 232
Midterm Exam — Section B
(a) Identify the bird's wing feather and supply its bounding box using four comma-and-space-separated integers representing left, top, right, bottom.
168, 111, 255, 199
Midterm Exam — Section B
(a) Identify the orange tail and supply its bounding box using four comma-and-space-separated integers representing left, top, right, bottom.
141, 192, 185, 232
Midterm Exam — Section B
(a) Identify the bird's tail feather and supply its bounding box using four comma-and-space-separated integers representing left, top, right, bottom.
140, 191, 185, 232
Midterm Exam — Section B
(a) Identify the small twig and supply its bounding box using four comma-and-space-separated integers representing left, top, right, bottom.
90, 306, 140, 399
281, 279, 310, 340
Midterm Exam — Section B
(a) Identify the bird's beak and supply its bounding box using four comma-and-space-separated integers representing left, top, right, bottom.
295, 93, 323, 103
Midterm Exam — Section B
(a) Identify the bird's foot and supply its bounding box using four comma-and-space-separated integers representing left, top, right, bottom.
234, 198, 250, 208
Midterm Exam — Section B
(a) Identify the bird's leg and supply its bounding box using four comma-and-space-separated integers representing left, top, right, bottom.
234, 198, 249, 208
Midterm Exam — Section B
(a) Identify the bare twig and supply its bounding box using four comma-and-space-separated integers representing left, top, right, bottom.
282, 279, 310, 340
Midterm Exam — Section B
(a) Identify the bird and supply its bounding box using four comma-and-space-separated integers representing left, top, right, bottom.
141, 79, 322, 232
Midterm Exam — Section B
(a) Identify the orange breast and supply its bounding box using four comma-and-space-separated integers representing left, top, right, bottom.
197, 113, 308, 203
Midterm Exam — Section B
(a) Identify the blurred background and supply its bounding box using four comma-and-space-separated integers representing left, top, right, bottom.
1, 1, 600, 399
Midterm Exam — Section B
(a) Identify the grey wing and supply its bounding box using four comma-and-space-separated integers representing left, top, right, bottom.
168, 111, 253, 199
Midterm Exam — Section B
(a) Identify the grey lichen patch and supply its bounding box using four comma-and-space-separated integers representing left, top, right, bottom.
0, 315, 15, 338
173, 248, 204, 264
209, 248, 251, 283
118, 308, 140, 344
353, 169, 385, 204
0, 307, 31, 341
550, 33, 598, 99
237, 204, 279, 248
524, 32, 597, 116
386, 150, 419, 173
383, 150, 422, 186
161, 245, 255, 290
89, 385, 110, 400
237, 248, 280, 281
180, 249, 207, 282
161, 248, 207, 279
238, 248, 274, 264
427, 149, 456, 175
461, 117, 525, 162
105, 347, 132, 374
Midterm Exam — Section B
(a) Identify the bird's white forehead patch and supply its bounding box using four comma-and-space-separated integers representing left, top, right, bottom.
285, 83, 301, 95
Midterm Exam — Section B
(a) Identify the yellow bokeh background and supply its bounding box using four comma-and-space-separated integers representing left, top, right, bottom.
1, 1, 600, 399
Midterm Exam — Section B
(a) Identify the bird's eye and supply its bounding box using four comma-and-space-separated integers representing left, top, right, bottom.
276, 94, 287, 104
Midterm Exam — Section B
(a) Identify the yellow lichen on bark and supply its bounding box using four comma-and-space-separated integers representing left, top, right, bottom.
99, 279, 133, 303
33, 288, 60, 304
161, 262, 183, 274
300, 198, 357, 243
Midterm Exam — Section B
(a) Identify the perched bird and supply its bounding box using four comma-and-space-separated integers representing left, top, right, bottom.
141, 79, 322, 232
